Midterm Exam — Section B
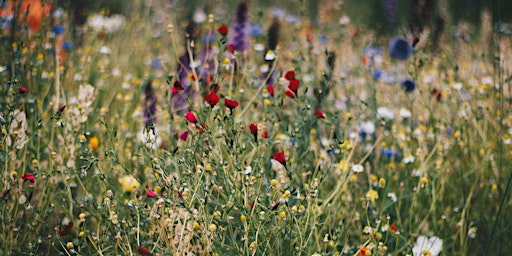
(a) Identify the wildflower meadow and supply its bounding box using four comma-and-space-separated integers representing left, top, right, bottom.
1, 0, 512, 255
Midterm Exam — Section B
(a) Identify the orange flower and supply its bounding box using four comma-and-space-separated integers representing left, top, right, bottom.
0, 0, 53, 33
89, 136, 99, 150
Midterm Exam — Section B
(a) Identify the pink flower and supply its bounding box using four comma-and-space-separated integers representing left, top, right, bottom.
146, 190, 157, 198
185, 112, 198, 123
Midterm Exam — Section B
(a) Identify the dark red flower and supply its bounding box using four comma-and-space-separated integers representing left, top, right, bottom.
249, 123, 258, 142
173, 81, 184, 91
171, 87, 179, 95
250, 200, 255, 210
249, 123, 258, 136
59, 219, 73, 236
22, 173, 35, 183
146, 190, 157, 198
285, 90, 296, 99
205, 91, 220, 107
226, 44, 236, 52
210, 83, 220, 93
137, 246, 151, 255
271, 202, 280, 210
431, 88, 442, 101
224, 99, 239, 109
267, 84, 275, 96
185, 112, 198, 124
179, 131, 189, 141
261, 130, 269, 138
273, 151, 286, 167
314, 109, 325, 119
284, 70, 295, 81
217, 24, 229, 36
412, 37, 420, 47
288, 79, 300, 94
390, 222, 397, 232
58, 105, 66, 113
18, 87, 27, 94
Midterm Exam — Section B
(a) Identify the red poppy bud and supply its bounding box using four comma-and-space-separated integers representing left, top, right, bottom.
314, 109, 325, 119
273, 151, 286, 167
249, 123, 258, 136
179, 131, 189, 141
261, 130, 269, 138
146, 190, 157, 198
267, 84, 275, 96
18, 87, 27, 94
58, 105, 66, 113
185, 112, 198, 123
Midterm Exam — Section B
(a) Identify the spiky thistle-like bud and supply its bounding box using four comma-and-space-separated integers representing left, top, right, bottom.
228, 1, 249, 52
143, 79, 157, 128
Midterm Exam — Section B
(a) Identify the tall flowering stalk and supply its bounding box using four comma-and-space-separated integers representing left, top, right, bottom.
228, 1, 249, 52
143, 79, 157, 128
173, 21, 198, 114
261, 18, 280, 85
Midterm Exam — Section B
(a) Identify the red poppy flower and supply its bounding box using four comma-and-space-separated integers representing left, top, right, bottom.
224, 99, 239, 109
58, 221, 73, 236
273, 151, 286, 167
261, 130, 269, 138
173, 81, 184, 91
179, 131, 189, 141
18, 87, 27, 94
285, 90, 296, 99
249, 123, 258, 136
171, 87, 179, 95
314, 109, 325, 119
205, 91, 220, 107
137, 246, 151, 255
146, 190, 157, 198
284, 70, 295, 81
288, 79, 300, 94
226, 44, 236, 52
22, 173, 35, 183
185, 112, 198, 124
217, 24, 229, 36
267, 84, 275, 96
249, 123, 258, 141
390, 222, 397, 232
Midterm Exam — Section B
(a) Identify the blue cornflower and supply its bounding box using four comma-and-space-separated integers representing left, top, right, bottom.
249, 23, 263, 37
52, 25, 65, 35
372, 69, 382, 80
381, 148, 400, 158
401, 79, 416, 93
389, 37, 412, 60
151, 58, 162, 70
62, 41, 74, 50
